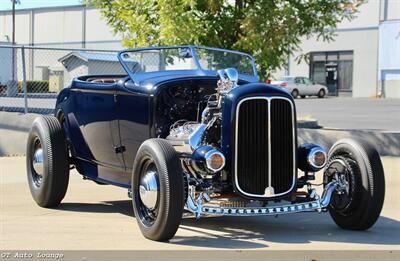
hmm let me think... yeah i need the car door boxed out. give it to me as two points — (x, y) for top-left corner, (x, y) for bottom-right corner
(294, 77), (305, 95)
(70, 84), (124, 172)
(302, 77), (316, 95)
(115, 80), (151, 175)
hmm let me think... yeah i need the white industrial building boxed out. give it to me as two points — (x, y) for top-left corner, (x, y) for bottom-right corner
(273, 0), (400, 98)
(0, 1), (399, 97)
(0, 4), (122, 50)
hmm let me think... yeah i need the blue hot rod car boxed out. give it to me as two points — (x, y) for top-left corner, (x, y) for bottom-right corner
(26, 46), (385, 241)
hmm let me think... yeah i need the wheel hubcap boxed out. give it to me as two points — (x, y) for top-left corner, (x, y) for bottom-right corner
(33, 147), (44, 176)
(31, 138), (44, 187)
(139, 169), (159, 210)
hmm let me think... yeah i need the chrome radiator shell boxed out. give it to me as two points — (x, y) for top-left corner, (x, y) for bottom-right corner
(234, 96), (296, 198)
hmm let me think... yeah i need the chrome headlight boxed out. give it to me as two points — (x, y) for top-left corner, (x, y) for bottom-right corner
(298, 144), (327, 172)
(205, 149), (226, 172)
(191, 146), (226, 173)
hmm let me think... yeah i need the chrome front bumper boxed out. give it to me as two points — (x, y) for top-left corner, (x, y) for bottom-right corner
(185, 181), (338, 218)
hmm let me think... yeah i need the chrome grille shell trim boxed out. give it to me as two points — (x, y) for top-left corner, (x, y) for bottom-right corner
(234, 96), (296, 198)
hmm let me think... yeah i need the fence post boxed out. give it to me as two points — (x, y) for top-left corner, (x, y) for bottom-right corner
(21, 46), (28, 114)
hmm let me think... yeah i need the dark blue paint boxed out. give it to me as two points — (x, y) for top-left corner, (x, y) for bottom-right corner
(54, 46), (297, 189)
(221, 82), (294, 164)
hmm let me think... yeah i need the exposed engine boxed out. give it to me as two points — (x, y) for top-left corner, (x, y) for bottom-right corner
(166, 68), (239, 174)
(164, 68), (243, 209)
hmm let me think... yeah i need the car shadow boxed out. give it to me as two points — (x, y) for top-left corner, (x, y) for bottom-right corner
(57, 200), (134, 217)
(56, 200), (400, 249)
(173, 213), (400, 248)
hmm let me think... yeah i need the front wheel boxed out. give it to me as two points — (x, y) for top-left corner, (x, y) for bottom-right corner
(324, 138), (385, 230)
(291, 89), (299, 99)
(318, 89), (326, 98)
(26, 116), (69, 207)
(131, 139), (184, 241)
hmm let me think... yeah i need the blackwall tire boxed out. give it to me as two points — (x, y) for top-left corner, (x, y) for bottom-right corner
(26, 116), (69, 208)
(131, 138), (184, 241)
(318, 89), (326, 98)
(324, 138), (385, 230)
(291, 89), (299, 98)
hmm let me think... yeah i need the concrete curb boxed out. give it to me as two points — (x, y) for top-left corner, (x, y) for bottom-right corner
(298, 128), (400, 156)
(0, 111), (39, 156)
(297, 119), (320, 129)
(0, 106), (54, 114)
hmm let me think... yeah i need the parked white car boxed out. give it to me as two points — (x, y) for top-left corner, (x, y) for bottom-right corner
(270, 76), (329, 98)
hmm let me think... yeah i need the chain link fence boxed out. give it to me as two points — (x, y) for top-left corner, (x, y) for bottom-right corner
(0, 45), (121, 114)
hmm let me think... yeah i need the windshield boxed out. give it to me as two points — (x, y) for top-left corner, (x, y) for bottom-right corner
(195, 48), (255, 76)
(119, 47), (256, 77)
(119, 48), (197, 73)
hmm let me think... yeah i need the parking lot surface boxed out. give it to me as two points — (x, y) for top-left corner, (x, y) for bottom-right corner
(295, 97), (400, 131)
(1, 156), (399, 250)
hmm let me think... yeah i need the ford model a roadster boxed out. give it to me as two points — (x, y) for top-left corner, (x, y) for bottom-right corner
(26, 46), (385, 241)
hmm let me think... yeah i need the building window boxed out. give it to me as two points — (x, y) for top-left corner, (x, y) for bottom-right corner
(310, 51), (353, 96)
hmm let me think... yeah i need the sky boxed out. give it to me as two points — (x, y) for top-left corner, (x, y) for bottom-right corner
(0, 0), (82, 11)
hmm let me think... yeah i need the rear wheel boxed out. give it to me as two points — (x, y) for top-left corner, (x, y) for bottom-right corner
(131, 139), (184, 241)
(291, 89), (299, 98)
(300, 95), (306, 98)
(26, 116), (69, 207)
(318, 89), (326, 98)
(324, 139), (385, 230)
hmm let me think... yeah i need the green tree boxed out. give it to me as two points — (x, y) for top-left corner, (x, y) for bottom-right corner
(89, 0), (363, 80)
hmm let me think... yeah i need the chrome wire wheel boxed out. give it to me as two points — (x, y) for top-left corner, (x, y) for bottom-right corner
(31, 137), (44, 187)
(136, 159), (160, 227)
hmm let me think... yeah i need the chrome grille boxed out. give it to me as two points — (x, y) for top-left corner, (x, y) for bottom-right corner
(234, 97), (296, 198)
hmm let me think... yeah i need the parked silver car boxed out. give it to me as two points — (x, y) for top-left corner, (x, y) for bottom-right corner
(270, 76), (329, 98)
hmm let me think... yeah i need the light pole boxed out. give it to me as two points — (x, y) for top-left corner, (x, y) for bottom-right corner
(11, 1), (21, 79)
(11, 0), (16, 81)
(7, 0), (19, 97)
(12, 0), (16, 46)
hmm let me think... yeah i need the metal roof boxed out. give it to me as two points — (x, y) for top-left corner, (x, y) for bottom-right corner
(59, 52), (119, 63)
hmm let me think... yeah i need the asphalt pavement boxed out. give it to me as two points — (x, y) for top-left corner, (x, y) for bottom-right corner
(1, 156), (399, 250)
(295, 97), (400, 131)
